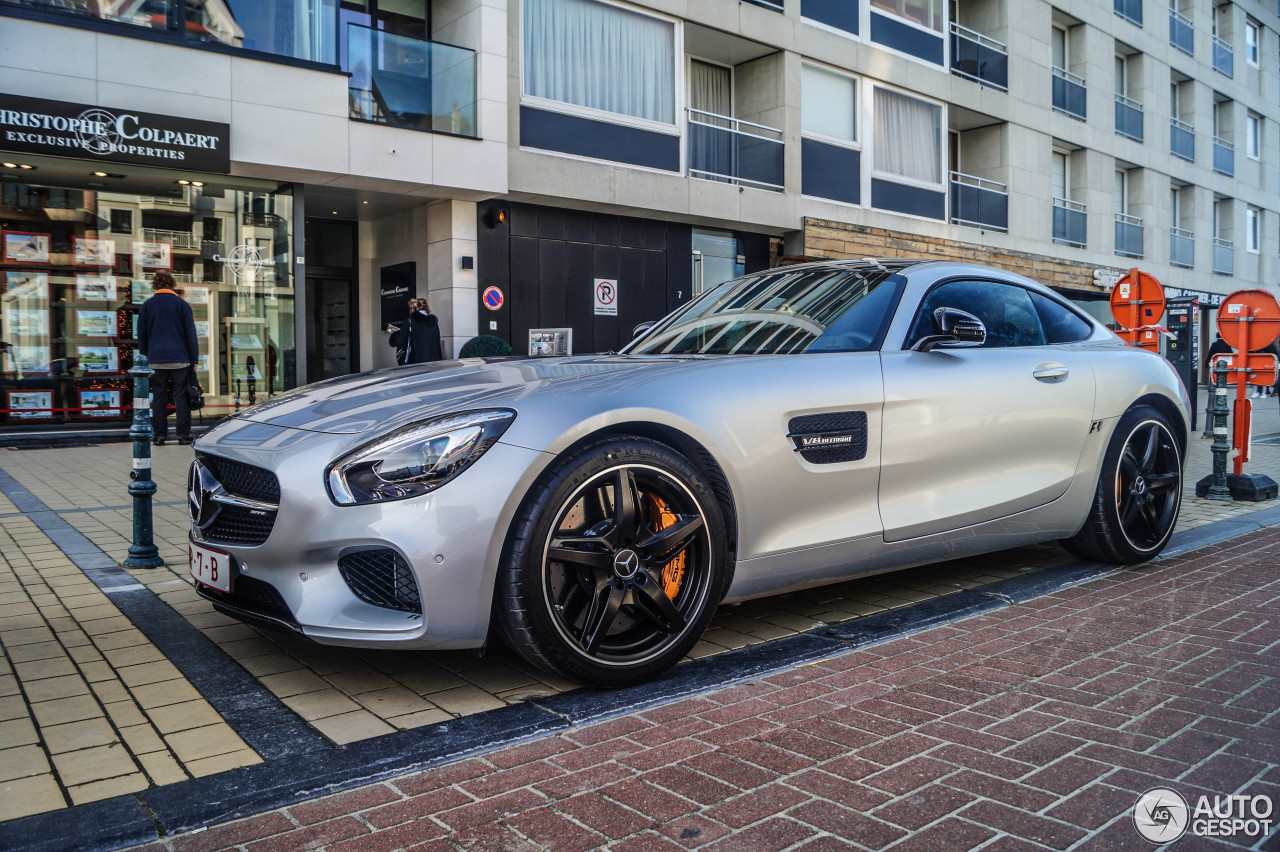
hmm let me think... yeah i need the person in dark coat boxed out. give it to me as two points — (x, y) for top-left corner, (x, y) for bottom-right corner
(137, 270), (199, 445)
(388, 298), (444, 364)
(1204, 332), (1232, 383)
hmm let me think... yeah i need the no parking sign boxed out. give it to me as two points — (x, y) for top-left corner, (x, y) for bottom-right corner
(482, 286), (504, 311)
(594, 278), (618, 316)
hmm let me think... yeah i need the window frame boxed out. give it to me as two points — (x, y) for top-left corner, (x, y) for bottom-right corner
(1247, 111), (1262, 159)
(1247, 205), (1261, 252)
(869, 82), (946, 192)
(518, 0), (683, 135)
(1246, 18), (1260, 66)
(800, 61), (861, 150)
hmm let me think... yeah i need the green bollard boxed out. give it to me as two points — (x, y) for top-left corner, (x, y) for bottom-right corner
(125, 353), (165, 569)
(1205, 358), (1233, 502)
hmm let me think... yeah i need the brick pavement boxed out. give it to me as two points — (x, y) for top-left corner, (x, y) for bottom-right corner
(122, 524), (1280, 851)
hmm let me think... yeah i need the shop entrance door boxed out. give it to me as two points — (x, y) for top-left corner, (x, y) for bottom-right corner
(306, 277), (356, 381)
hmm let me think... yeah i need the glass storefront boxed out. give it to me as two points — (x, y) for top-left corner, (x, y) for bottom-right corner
(1, 173), (295, 430)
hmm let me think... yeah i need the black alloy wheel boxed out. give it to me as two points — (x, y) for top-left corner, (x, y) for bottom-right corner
(1063, 405), (1183, 564)
(495, 437), (728, 686)
(542, 464), (711, 664)
(1114, 419), (1182, 551)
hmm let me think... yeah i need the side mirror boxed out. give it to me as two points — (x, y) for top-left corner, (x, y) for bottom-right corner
(912, 307), (986, 352)
(632, 321), (657, 340)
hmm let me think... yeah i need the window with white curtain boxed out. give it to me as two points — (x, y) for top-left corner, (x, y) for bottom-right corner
(1247, 206), (1260, 251)
(870, 0), (943, 31)
(523, 0), (676, 124)
(1247, 112), (1261, 158)
(873, 87), (942, 185)
(802, 64), (857, 143)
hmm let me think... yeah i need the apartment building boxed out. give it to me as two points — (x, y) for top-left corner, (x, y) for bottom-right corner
(0, 0), (1275, 436)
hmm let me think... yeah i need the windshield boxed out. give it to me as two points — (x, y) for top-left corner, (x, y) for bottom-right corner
(624, 266), (904, 356)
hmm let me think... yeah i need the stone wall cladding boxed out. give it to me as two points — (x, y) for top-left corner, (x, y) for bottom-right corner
(803, 218), (1128, 295)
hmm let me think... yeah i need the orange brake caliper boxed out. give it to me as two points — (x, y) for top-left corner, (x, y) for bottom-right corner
(648, 497), (685, 600)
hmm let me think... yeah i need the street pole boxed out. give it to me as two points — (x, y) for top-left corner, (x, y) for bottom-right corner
(1205, 358), (1233, 501)
(125, 353), (164, 569)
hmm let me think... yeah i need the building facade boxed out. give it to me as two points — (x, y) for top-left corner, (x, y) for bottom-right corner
(0, 0), (1276, 435)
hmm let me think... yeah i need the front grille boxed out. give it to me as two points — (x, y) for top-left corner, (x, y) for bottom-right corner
(204, 503), (275, 546)
(199, 454), (281, 503)
(338, 549), (422, 613)
(199, 575), (297, 626)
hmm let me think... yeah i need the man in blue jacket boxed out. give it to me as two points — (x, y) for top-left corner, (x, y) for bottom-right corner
(137, 270), (199, 445)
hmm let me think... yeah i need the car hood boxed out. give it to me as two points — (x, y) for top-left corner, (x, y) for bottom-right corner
(231, 355), (712, 435)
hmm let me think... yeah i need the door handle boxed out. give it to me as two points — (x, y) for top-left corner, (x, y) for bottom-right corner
(1033, 363), (1069, 380)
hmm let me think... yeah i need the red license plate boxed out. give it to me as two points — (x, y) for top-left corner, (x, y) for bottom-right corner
(189, 541), (233, 593)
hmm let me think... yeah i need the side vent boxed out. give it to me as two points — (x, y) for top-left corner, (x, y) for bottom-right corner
(787, 411), (868, 464)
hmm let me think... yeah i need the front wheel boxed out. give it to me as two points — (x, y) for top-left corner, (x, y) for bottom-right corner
(494, 437), (729, 687)
(1062, 405), (1183, 564)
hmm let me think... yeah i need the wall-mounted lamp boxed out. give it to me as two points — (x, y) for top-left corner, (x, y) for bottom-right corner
(460, 256), (474, 270)
(482, 207), (506, 229)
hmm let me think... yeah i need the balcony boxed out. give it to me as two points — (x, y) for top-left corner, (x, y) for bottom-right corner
(1052, 68), (1087, 120)
(142, 228), (200, 250)
(1212, 238), (1234, 274)
(1213, 136), (1234, 175)
(1170, 118), (1195, 161)
(1170, 9), (1194, 54)
(1115, 94), (1143, 141)
(244, 212), (283, 228)
(950, 23), (1008, 90)
(1114, 0), (1142, 26)
(1052, 197), (1087, 247)
(1115, 213), (1144, 258)
(170, 273), (196, 285)
(1170, 227), (1194, 268)
(1213, 36), (1234, 77)
(687, 109), (784, 192)
(345, 23), (477, 137)
(949, 171), (1008, 231)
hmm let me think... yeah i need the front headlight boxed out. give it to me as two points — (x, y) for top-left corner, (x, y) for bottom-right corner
(327, 409), (515, 505)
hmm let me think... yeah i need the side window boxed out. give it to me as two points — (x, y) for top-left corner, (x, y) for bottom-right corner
(1030, 292), (1094, 343)
(907, 280), (1047, 348)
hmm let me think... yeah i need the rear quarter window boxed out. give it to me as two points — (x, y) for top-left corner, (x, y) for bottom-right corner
(1031, 292), (1094, 343)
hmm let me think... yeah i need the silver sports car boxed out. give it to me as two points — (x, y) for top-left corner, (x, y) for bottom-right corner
(188, 259), (1189, 686)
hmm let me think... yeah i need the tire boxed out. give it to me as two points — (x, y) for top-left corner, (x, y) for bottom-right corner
(494, 437), (729, 687)
(1062, 405), (1183, 564)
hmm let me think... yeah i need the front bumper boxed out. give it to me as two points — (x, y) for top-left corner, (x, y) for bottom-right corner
(191, 421), (552, 650)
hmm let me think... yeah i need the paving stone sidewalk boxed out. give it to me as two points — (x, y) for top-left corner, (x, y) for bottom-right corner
(122, 525), (1280, 852)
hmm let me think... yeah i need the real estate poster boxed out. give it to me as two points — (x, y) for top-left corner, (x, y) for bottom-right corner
(78, 345), (118, 373)
(4, 271), (48, 300)
(76, 275), (118, 303)
(76, 310), (116, 338)
(3, 231), (50, 264)
(80, 389), (122, 418)
(3, 308), (49, 336)
(184, 286), (209, 305)
(73, 236), (117, 267)
(7, 390), (53, 420)
(131, 278), (153, 304)
(10, 345), (50, 373)
(131, 240), (172, 270)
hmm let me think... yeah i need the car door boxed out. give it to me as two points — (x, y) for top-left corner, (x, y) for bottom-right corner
(878, 278), (1097, 542)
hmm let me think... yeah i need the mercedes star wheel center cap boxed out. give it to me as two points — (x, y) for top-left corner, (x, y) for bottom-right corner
(613, 549), (642, 580)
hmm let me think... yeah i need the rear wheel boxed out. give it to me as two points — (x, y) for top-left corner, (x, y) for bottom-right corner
(495, 437), (728, 687)
(1063, 405), (1182, 564)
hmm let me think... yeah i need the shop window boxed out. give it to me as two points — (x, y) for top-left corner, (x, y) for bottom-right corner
(0, 179), (296, 430)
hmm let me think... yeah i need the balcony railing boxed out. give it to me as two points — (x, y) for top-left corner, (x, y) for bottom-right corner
(243, 212), (283, 228)
(1115, 94), (1143, 141)
(1170, 227), (1194, 268)
(142, 187), (195, 207)
(1115, 213), (1144, 258)
(949, 171), (1008, 232)
(1052, 197), (1087, 247)
(1213, 35), (1234, 77)
(170, 273), (196, 284)
(1170, 118), (1195, 161)
(1052, 67), (1087, 120)
(142, 228), (200, 250)
(1213, 136), (1235, 175)
(950, 23), (1008, 90)
(1114, 0), (1142, 26)
(345, 22), (477, 137)
(1212, 238), (1234, 274)
(1170, 9), (1194, 54)
(687, 109), (784, 192)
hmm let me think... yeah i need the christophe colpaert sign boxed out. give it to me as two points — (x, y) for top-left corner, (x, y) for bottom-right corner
(0, 93), (230, 173)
